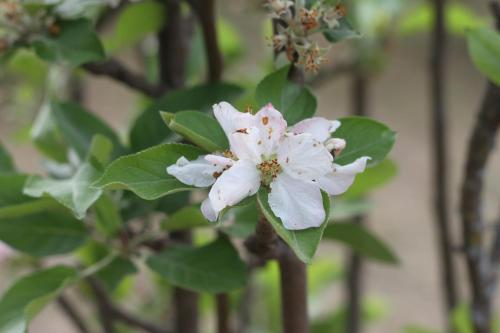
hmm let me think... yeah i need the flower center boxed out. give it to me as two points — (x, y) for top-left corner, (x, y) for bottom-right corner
(257, 157), (282, 186)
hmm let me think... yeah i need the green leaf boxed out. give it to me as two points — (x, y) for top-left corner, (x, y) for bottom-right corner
(0, 211), (87, 257)
(343, 159), (397, 199)
(403, 325), (441, 333)
(467, 27), (500, 86)
(219, 199), (259, 239)
(330, 198), (373, 221)
(257, 188), (330, 263)
(161, 206), (210, 231)
(23, 135), (112, 219)
(334, 116), (396, 166)
(31, 102), (68, 163)
(51, 101), (124, 160)
(95, 258), (137, 292)
(32, 19), (105, 66)
(160, 111), (228, 152)
(0, 266), (78, 333)
(323, 18), (360, 43)
(93, 194), (123, 236)
(255, 65), (317, 125)
(147, 237), (247, 293)
(323, 223), (398, 264)
(452, 304), (473, 333)
(130, 82), (244, 152)
(103, 0), (166, 53)
(0, 142), (15, 173)
(94, 143), (204, 200)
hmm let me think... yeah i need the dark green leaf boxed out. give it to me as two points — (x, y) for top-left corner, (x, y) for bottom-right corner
(255, 65), (317, 125)
(51, 101), (124, 160)
(32, 19), (105, 66)
(257, 188), (330, 263)
(467, 26), (500, 85)
(323, 18), (360, 43)
(323, 223), (398, 264)
(130, 83), (244, 152)
(94, 143), (204, 200)
(0, 142), (15, 173)
(160, 111), (228, 152)
(147, 237), (247, 293)
(103, 0), (165, 53)
(161, 206), (210, 231)
(96, 258), (137, 292)
(343, 159), (397, 199)
(334, 116), (396, 166)
(0, 266), (78, 333)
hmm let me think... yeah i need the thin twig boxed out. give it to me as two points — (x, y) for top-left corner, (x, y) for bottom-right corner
(84, 59), (167, 97)
(461, 4), (500, 333)
(216, 294), (233, 333)
(430, 0), (459, 328)
(87, 277), (170, 333)
(57, 295), (92, 333)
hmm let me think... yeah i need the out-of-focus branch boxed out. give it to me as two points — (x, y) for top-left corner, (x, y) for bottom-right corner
(461, 5), (500, 333)
(187, 0), (223, 83)
(57, 295), (91, 333)
(216, 294), (233, 333)
(430, 0), (459, 328)
(83, 59), (167, 97)
(87, 277), (170, 333)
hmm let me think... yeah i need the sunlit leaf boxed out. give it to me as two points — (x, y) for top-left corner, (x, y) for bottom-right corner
(467, 26), (500, 85)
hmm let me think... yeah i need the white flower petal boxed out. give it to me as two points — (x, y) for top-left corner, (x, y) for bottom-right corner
(213, 102), (255, 137)
(201, 198), (218, 222)
(209, 159), (261, 213)
(166, 156), (219, 187)
(268, 173), (325, 230)
(291, 118), (340, 142)
(318, 156), (370, 195)
(204, 154), (234, 168)
(254, 103), (287, 156)
(229, 127), (264, 164)
(278, 133), (333, 182)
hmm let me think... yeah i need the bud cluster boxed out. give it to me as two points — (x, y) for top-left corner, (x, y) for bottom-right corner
(265, 0), (347, 73)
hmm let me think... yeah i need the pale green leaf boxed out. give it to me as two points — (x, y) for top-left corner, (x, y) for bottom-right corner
(467, 27), (500, 85)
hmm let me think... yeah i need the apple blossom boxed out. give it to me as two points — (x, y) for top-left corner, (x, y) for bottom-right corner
(167, 102), (369, 230)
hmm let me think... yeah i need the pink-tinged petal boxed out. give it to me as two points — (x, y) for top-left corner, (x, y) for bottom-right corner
(204, 154), (234, 168)
(166, 156), (219, 187)
(0, 242), (12, 262)
(201, 198), (218, 222)
(277, 133), (333, 182)
(229, 127), (264, 164)
(291, 118), (340, 142)
(254, 103), (287, 156)
(268, 173), (325, 230)
(209, 159), (261, 213)
(213, 102), (255, 137)
(318, 156), (370, 195)
(325, 138), (346, 155)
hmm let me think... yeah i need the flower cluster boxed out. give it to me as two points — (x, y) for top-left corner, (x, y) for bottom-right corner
(167, 102), (369, 230)
(266, 0), (348, 73)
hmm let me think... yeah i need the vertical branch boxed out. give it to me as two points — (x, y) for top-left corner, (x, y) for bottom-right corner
(430, 0), (459, 326)
(158, 1), (198, 332)
(461, 4), (500, 333)
(57, 295), (91, 333)
(216, 294), (233, 333)
(345, 69), (368, 333)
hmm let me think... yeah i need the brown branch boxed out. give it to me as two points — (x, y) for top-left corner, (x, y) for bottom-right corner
(216, 294), (233, 333)
(87, 277), (170, 333)
(430, 0), (459, 328)
(460, 3), (500, 333)
(83, 59), (167, 97)
(57, 295), (92, 333)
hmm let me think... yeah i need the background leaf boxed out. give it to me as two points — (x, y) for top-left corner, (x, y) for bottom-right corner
(255, 65), (317, 125)
(323, 222), (398, 264)
(334, 116), (396, 166)
(0, 266), (77, 333)
(323, 18), (360, 43)
(161, 206), (210, 231)
(160, 111), (229, 152)
(343, 159), (398, 199)
(32, 19), (105, 66)
(0, 142), (15, 173)
(467, 26), (500, 85)
(147, 237), (247, 293)
(94, 143), (204, 200)
(257, 188), (330, 263)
